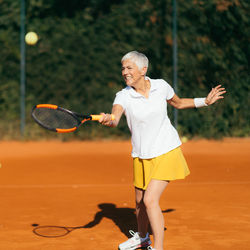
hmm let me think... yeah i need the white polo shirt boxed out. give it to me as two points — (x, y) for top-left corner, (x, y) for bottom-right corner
(113, 77), (182, 159)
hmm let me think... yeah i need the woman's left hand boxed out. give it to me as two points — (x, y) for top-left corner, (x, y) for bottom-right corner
(205, 85), (226, 105)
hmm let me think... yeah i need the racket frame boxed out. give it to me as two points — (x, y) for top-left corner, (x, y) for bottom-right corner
(31, 104), (92, 133)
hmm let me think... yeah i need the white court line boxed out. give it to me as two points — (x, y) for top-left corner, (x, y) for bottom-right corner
(175, 181), (250, 185)
(0, 184), (130, 189)
(0, 181), (250, 189)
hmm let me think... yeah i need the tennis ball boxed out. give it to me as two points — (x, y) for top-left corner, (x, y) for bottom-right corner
(181, 136), (188, 143)
(25, 31), (38, 45)
(0, 163), (2, 168)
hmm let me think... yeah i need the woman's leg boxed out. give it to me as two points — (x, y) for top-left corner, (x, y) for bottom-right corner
(135, 187), (149, 237)
(143, 179), (169, 250)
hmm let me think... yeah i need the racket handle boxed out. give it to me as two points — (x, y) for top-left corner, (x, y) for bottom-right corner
(91, 114), (115, 121)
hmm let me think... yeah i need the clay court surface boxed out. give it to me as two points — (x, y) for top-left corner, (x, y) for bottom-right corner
(0, 138), (249, 250)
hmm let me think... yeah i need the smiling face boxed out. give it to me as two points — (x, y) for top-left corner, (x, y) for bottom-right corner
(121, 59), (147, 87)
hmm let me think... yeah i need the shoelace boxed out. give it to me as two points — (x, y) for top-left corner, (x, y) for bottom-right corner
(129, 230), (136, 236)
(129, 230), (149, 239)
(127, 230), (140, 241)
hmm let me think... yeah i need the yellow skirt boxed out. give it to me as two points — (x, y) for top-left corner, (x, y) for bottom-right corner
(133, 147), (190, 190)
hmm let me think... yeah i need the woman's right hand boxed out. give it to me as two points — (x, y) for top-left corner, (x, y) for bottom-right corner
(99, 113), (114, 127)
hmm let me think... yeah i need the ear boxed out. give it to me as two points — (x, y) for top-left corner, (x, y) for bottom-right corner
(141, 66), (148, 76)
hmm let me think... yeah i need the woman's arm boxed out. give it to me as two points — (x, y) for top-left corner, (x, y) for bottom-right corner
(167, 94), (195, 109)
(99, 104), (124, 127)
(167, 85), (226, 109)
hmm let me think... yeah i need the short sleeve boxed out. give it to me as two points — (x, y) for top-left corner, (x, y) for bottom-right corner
(113, 90), (127, 110)
(163, 81), (175, 100)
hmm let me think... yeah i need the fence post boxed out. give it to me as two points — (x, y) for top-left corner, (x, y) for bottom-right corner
(20, 0), (26, 135)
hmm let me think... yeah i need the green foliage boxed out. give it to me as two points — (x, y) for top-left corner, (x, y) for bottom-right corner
(0, 0), (249, 139)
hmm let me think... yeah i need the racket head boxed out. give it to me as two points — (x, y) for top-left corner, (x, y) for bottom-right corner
(31, 104), (91, 133)
(33, 225), (71, 237)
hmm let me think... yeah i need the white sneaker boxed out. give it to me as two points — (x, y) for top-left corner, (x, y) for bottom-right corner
(118, 230), (151, 250)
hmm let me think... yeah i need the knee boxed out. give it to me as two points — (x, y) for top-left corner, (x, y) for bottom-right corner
(135, 191), (145, 208)
(135, 195), (144, 208)
(143, 194), (158, 209)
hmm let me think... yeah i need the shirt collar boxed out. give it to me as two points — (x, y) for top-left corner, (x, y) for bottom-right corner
(128, 77), (157, 98)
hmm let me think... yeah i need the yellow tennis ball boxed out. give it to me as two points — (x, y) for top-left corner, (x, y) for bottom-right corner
(25, 31), (38, 45)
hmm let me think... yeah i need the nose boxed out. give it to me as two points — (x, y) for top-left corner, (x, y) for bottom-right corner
(122, 67), (128, 75)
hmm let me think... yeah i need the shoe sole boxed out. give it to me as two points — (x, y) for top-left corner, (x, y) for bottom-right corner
(118, 241), (151, 250)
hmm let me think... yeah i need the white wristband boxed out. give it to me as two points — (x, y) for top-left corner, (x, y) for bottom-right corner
(194, 98), (208, 108)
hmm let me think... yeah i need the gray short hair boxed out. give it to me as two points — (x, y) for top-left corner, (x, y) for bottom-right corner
(121, 51), (149, 70)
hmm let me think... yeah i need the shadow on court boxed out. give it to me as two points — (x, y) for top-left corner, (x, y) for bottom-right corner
(32, 203), (175, 238)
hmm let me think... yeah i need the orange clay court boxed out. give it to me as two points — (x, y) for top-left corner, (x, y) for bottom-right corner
(0, 138), (250, 250)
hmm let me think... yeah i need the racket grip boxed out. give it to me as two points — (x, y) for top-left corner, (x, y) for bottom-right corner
(91, 114), (115, 121)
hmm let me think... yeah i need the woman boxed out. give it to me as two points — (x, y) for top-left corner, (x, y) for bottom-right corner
(99, 51), (226, 250)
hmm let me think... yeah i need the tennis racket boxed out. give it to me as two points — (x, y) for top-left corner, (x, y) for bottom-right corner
(31, 104), (114, 133)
